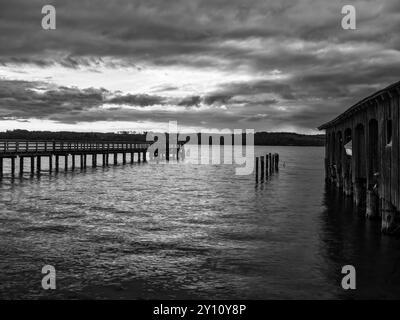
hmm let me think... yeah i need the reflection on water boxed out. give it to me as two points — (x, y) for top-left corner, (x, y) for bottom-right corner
(0, 146), (399, 299)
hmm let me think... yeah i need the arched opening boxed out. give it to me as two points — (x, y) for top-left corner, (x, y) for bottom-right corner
(337, 131), (343, 162)
(343, 128), (353, 195)
(355, 124), (366, 179)
(368, 119), (379, 184)
(344, 128), (352, 144)
(367, 119), (379, 218)
(386, 119), (393, 146)
(354, 123), (367, 208)
(336, 131), (343, 187)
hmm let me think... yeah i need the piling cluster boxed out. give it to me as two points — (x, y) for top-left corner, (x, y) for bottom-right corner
(255, 153), (279, 183)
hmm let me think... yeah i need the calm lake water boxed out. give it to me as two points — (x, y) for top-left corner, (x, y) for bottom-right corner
(1, 146), (400, 299)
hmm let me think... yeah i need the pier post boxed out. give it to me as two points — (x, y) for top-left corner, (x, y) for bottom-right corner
(123, 152), (126, 164)
(275, 153), (279, 171)
(138, 152), (141, 163)
(80, 154), (84, 169)
(30, 157), (34, 175)
(269, 153), (272, 175)
(49, 156), (53, 172)
(11, 157), (15, 176)
(72, 155), (75, 170)
(92, 154), (97, 168)
(37, 156), (41, 173)
(130, 152), (134, 164)
(102, 154), (106, 166)
(19, 157), (24, 175)
(64, 155), (68, 171)
(166, 146), (170, 161)
(260, 156), (264, 182)
(0, 157), (3, 178)
(143, 151), (147, 162)
(55, 155), (59, 172)
(381, 200), (398, 234)
(366, 190), (379, 219)
(353, 179), (366, 209)
(84, 154), (87, 168)
(255, 157), (259, 183)
(106, 153), (109, 166)
(114, 153), (118, 165)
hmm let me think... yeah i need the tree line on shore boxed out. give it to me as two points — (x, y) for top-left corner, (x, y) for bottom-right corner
(0, 130), (325, 146)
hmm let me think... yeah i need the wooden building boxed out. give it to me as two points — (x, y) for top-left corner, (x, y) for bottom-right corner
(319, 81), (400, 234)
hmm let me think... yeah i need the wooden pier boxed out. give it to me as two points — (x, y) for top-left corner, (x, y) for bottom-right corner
(0, 140), (183, 177)
(319, 80), (400, 234)
(255, 153), (279, 183)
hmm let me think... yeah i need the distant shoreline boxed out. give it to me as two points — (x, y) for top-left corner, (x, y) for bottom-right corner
(0, 130), (325, 147)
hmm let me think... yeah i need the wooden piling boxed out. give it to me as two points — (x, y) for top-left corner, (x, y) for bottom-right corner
(114, 153), (118, 165)
(30, 157), (34, 175)
(11, 157), (15, 176)
(49, 156), (53, 172)
(0, 157), (3, 178)
(260, 156), (264, 182)
(269, 153), (272, 175)
(30, 157), (35, 175)
(37, 156), (41, 173)
(19, 157), (24, 175)
(92, 154), (97, 167)
(63, 155), (67, 171)
(122, 152), (126, 164)
(72, 155), (75, 170)
(255, 156), (259, 183)
(55, 155), (59, 172)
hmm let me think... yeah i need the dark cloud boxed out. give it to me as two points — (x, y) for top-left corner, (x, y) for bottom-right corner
(107, 94), (165, 106)
(177, 96), (202, 107)
(0, 0), (399, 132)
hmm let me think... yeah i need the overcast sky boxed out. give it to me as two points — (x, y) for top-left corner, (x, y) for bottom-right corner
(0, 0), (399, 133)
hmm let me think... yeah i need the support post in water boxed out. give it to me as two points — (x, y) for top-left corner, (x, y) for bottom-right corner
(11, 157), (15, 176)
(49, 155), (53, 173)
(55, 155), (59, 172)
(37, 156), (41, 173)
(72, 155), (75, 170)
(269, 153), (272, 175)
(255, 156), (259, 183)
(260, 156), (265, 182)
(19, 157), (24, 176)
(30, 156), (34, 175)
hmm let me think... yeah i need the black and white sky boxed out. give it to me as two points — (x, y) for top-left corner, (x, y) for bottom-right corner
(0, 0), (400, 133)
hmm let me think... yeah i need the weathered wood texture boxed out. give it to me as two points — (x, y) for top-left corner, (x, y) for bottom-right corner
(319, 81), (400, 232)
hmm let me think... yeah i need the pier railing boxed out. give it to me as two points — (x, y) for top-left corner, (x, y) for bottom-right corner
(0, 140), (152, 155)
(0, 139), (185, 177)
